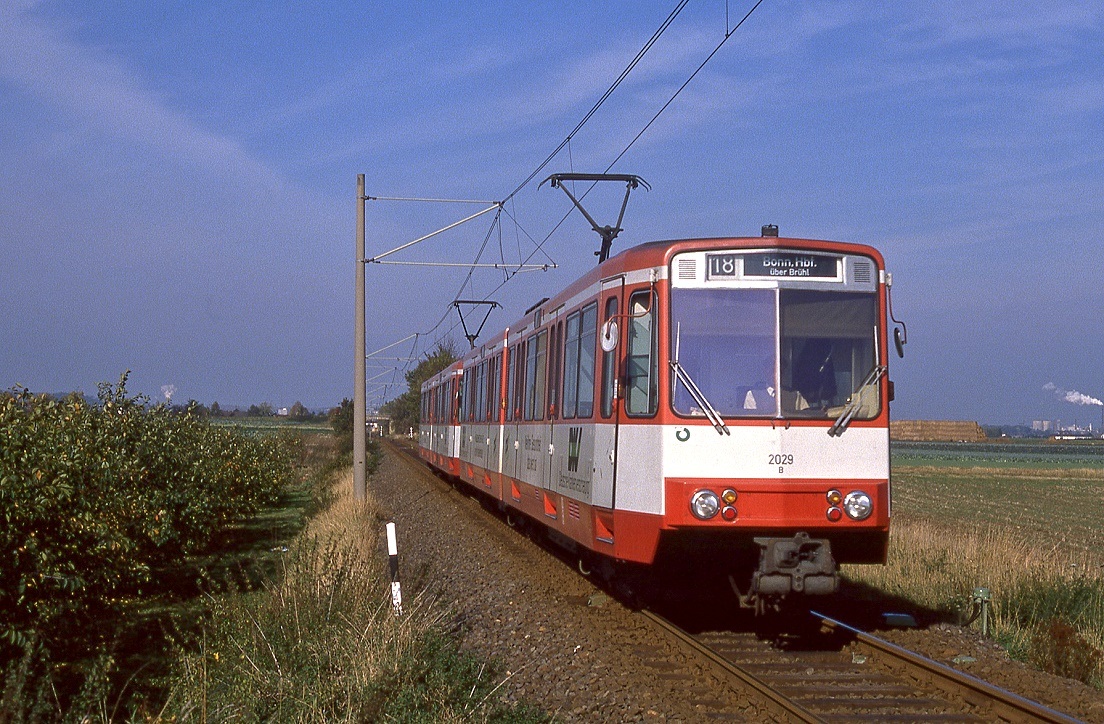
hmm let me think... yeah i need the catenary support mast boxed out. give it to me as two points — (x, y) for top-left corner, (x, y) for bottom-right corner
(354, 174), (367, 500)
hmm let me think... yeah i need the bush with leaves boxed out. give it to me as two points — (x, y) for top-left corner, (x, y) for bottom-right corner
(0, 374), (296, 657)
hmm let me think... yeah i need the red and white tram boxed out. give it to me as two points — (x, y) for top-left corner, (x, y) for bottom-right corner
(419, 228), (900, 607)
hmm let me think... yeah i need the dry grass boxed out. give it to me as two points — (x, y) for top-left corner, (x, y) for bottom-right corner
(156, 468), (541, 723)
(844, 516), (1104, 687)
(845, 517), (1103, 608)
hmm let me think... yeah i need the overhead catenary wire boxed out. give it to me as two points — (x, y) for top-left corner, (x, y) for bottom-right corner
(371, 261), (554, 269)
(437, 0), (768, 319)
(369, 0), (699, 354)
(501, 0), (692, 205)
(604, 0), (766, 172)
(371, 0), (767, 396)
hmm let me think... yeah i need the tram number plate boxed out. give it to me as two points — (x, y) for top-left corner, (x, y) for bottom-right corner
(768, 454), (793, 466)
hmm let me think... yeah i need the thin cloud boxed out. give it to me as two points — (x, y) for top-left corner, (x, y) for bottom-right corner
(0, 2), (283, 188)
(896, 1), (1103, 49)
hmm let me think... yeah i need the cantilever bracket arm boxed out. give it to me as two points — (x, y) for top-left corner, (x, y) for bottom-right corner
(541, 173), (650, 263)
(453, 300), (501, 349)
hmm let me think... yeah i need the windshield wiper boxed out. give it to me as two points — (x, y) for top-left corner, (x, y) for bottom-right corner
(828, 365), (887, 437)
(671, 323), (730, 436)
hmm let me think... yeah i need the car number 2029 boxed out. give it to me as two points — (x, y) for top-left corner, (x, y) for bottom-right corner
(769, 454), (793, 467)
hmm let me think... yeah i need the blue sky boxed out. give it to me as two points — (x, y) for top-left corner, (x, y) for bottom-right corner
(1, 1), (1102, 426)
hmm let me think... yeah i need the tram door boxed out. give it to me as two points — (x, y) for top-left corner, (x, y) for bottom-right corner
(593, 276), (624, 510)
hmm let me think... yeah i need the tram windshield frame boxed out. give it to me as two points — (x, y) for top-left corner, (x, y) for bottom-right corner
(669, 287), (881, 421)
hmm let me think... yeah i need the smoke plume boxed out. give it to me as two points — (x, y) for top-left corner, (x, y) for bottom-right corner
(1043, 382), (1103, 407)
(161, 384), (176, 404)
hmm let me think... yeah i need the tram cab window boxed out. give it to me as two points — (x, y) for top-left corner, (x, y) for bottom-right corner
(625, 291), (658, 416)
(670, 288), (775, 417)
(780, 290), (878, 419)
(668, 287), (880, 420)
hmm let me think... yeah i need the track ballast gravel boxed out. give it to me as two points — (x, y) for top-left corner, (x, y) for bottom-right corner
(370, 447), (770, 721)
(369, 444), (1104, 722)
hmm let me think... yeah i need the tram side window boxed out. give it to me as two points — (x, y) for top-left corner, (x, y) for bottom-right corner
(472, 362), (485, 423)
(472, 366), (480, 423)
(548, 323), (561, 419)
(461, 370), (471, 422)
(452, 378), (461, 423)
(478, 361), (489, 423)
(562, 303), (598, 419)
(626, 291), (658, 416)
(509, 343), (523, 420)
(524, 330), (548, 421)
(553, 322), (563, 418)
(562, 312), (581, 419)
(513, 342), (526, 420)
(505, 348), (515, 422)
(578, 304), (597, 417)
(487, 354), (501, 422)
(600, 297), (618, 418)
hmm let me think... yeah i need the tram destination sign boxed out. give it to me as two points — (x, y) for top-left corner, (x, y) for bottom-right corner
(707, 252), (839, 280)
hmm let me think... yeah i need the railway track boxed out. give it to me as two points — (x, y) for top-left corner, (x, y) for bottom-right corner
(643, 608), (1083, 723)
(382, 440), (1084, 722)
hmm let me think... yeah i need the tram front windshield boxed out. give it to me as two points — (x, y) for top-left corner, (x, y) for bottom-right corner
(670, 288), (879, 419)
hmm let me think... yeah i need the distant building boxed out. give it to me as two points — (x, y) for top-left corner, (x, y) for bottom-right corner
(276, 407), (289, 416)
(1031, 420), (1053, 432)
(890, 420), (987, 442)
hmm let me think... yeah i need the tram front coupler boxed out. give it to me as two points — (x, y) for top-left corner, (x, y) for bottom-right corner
(751, 532), (839, 598)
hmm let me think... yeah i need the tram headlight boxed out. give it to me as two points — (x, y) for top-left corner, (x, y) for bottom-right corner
(690, 490), (720, 520)
(843, 491), (873, 521)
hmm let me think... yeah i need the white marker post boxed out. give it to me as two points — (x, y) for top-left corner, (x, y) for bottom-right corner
(386, 522), (403, 616)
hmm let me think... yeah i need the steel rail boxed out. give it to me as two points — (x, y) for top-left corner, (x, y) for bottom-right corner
(811, 611), (1083, 724)
(640, 609), (825, 723)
